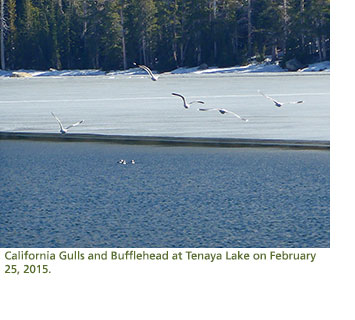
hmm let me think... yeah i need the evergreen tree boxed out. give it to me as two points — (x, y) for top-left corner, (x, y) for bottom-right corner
(286, 0), (329, 64)
(0, 0), (330, 71)
(5, 0), (17, 69)
(1, 0), (6, 69)
(125, 0), (157, 67)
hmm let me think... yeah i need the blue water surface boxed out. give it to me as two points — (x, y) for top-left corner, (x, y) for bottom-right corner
(0, 140), (329, 248)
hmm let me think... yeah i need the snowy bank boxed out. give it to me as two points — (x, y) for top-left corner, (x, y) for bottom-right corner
(0, 69), (106, 77)
(170, 62), (285, 74)
(299, 61), (330, 72)
(0, 61), (329, 77)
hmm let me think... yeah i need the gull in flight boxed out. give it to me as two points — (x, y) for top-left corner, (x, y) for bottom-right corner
(258, 90), (304, 107)
(198, 108), (248, 122)
(133, 62), (158, 81)
(51, 112), (84, 134)
(171, 93), (205, 109)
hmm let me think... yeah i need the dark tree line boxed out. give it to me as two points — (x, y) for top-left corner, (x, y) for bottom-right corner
(0, 0), (330, 71)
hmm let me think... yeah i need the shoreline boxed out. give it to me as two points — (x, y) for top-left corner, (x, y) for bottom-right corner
(0, 61), (330, 78)
(0, 132), (330, 150)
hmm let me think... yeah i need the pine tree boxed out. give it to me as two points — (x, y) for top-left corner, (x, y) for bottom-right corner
(286, 0), (329, 64)
(0, 0), (330, 71)
(0, 0), (5, 69)
(99, 0), (125, 70)
(119, 0), (127, 69)
(5, 0), (17, 69)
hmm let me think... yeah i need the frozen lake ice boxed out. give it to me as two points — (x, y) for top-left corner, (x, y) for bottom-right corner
(0, 72), (329, 140)
(0, 72), (330, 248)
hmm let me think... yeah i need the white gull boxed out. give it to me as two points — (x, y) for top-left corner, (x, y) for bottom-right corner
(51, 112), (84, 134)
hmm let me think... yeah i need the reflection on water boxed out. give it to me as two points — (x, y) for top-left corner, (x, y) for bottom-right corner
(0, 140), (329, 248)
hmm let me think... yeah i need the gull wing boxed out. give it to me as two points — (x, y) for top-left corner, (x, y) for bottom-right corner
(286, 100), (304, 104)
(258, 90), (281, 105)
(66, 120), (84, 130)
(198, 108), (218, 112)
(137, 63), (154, 77)
(189, 100), (205, 104)
(172, 93), (187, 104)
(199, 108), (247, 121)
(226, 110), (249, 122)
(51, 112), (64, 131)
(141, 65), (154, 77)
(133, 62), (147, 73)
(258, 90), (272, 100)
(134, 62), (158, 80)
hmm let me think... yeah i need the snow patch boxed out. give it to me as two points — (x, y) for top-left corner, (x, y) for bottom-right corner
(0, 70), (13, 77)
(299, 61), (330, 72)
(170, 66), (200, 74)
(106, 67), (158, 76)
(32, 69), (106, 76)
(168, 63), (285, 74)
(196, 63), (285, 74)
(0, 61), (329, 77)
(0, 69), (106, 77)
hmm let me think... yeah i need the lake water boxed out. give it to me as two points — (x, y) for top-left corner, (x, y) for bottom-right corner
(0, 73), (330, 247)
(0, 140), (329, 248)
(0, 73), (329, 140)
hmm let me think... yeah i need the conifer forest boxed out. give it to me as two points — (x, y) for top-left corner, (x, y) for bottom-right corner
(0, 0), (330, 71)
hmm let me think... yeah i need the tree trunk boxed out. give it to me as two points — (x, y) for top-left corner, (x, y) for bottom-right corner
(272, 43), (278, 61)
(321, 35), (327, 60)
(172, 30), (177, 65)
(0, 0), (5, 69)
(213, 0), (217, 62)
(7, 0), (16, 70)
(120, 6), (127, 69)
(316, 37), (322, 61)
(142, 35), (147, 65)
(180, 40), (189, 66)
(58, 0), (64, 15)
(247, 0), (252, 57)
(300, 0), (305, 48)
(94, 52), (99, 69)
(197, 44), (201, 65)
(180, 43), (184, 65)
(283, 0), (288, 55)
(82, 1), (88, 39)
(81, 0), (88, 67)
(172, 1), (178, 65)
(233, 24), (238, 56)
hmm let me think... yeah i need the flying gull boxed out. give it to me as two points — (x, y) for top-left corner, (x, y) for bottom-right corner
(133, 62), (158, 81)
(258, 90), (304, 107)
(171, 93), (205, 109)
(51, 112), (84, 134)
(198, 108), (248, 122)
